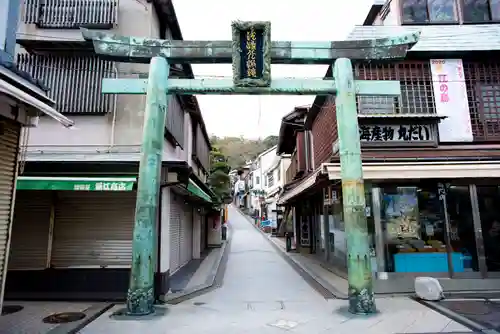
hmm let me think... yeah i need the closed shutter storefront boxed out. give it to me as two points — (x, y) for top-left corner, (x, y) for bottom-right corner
(180, 204), (193, 267)
(0, 118), (20, 311)
(51, 192), (135, 268)
(9, 191), (52, 270)
(169, 195), (182, 273)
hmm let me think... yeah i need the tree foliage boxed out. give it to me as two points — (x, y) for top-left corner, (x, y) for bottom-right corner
(207, 145), (231, 203)
(209, 135), (279, 169)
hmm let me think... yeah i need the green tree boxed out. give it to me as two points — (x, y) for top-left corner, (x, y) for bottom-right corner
(208, 146), (231, 203)
(262, 135), (278, 149)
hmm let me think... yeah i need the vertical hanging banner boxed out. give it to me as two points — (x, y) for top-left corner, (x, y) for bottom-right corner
(232, 21), (271, 87)
(430, 59), (473, 142)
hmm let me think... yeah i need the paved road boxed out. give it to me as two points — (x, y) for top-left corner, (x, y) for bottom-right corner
(80, 205), (473, 334)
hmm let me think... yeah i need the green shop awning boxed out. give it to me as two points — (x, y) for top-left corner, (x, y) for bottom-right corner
(16, 176), (137, 191)
(186, 179), (212, 203)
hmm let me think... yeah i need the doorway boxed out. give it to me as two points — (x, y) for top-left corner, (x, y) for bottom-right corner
(475, 186), (500, 275)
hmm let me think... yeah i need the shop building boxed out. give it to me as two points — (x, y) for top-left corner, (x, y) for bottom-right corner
(262, 154), (290, 231)
(0, 0), (74, 311)
(248, 146), (278, 218)
(4, 0), (217, 301)
(278, 1), (500, 293)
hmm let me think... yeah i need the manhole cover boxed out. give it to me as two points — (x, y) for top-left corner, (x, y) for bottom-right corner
(42, 312), (86, 324)
(443, 301), (492, 315)
(1, 305), (24, 316)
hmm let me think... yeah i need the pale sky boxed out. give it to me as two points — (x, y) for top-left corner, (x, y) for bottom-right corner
(172, 0), (373, 139)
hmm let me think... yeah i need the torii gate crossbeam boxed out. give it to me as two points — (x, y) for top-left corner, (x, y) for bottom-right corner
(81, 27), (419, 65)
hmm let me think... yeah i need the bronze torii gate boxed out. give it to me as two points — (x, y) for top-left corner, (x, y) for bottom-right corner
(81, 22), (419, 316)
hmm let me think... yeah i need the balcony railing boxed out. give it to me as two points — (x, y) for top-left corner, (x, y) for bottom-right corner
(23, 0), (118, 29)
(17, 52), (116, 114)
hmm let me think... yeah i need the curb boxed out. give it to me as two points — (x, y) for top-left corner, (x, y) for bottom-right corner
(414, 298), (500, 334)
(235, 207), (348, 300)
(162, 228), (231, 305)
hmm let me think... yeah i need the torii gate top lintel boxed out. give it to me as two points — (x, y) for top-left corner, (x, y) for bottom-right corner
(80, 24), (419, 66)
(81, 21), (419, 95)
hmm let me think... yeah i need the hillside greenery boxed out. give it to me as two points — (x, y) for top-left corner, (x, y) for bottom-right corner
(210, 135), (278, 170)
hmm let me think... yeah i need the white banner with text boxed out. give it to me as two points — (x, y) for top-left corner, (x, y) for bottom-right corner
(430, 59), (473, 142)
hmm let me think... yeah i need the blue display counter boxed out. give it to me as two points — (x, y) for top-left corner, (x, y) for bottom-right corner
(393, 252), (465, 273)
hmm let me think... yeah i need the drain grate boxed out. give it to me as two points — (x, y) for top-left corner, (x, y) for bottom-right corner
(1, 305), (24, 316)
(193, 302), (206, 306)
(43, 312), (86, 324)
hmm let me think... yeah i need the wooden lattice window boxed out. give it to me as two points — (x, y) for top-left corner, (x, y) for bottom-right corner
(464, 61), (500, 141)
(354, 61), (436, 115)
(476, 84), (500, 139)
(478, 85), (500, 120)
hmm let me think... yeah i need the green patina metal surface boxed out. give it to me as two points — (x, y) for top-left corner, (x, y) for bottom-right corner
(334, 58), (376, 314)
(81, 28), (419, 64)
(101, 78), (401, 96)
(85, 21), (422, 317)
(126, 56), (169, 316)
(231, 21), (271, 87)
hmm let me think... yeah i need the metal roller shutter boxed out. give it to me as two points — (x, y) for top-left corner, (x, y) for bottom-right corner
(169, 194), (181, 273)
(180, 204), (192, 267)
(51, 191), (135, 268)
(9, 191), (52, 270)
(0, 118), (20, 311)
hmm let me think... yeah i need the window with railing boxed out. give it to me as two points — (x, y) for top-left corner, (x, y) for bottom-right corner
(464, 61), (500, 141)
(355, 61), (436, 115)
(401, 0), (458, 23)
(23, 0), (118, 28)
(17, 52), (116, 114)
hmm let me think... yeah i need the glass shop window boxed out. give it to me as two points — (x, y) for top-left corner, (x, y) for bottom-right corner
(381, 186), (450, 273)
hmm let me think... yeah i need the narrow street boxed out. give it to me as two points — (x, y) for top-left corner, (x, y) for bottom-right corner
(80, 205), (473, 334)
(192, 205), (326, 307)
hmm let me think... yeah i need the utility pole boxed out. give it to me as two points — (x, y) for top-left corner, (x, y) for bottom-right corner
(333, 58), (376, 314)
(126, 56), (169, 315)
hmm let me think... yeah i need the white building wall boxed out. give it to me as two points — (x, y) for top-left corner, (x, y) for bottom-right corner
(26, 115), (181, 162)
(17, 0), (189, 163)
